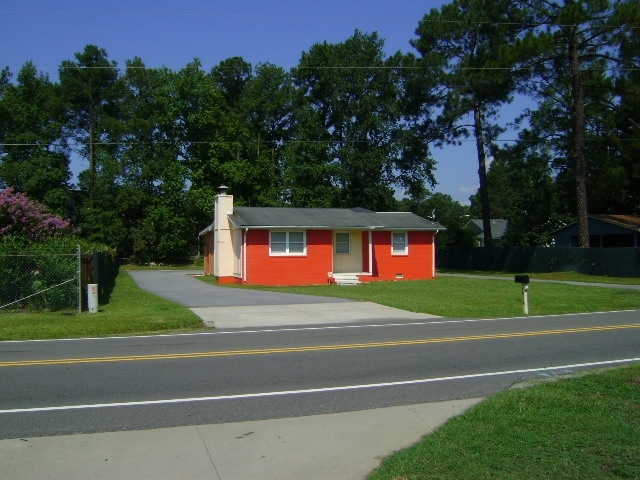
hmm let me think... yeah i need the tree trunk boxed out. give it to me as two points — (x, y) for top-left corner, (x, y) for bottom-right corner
(569, 28), (589, 248)
(473, 98), (493, 247)
(89, 119), (95, 209)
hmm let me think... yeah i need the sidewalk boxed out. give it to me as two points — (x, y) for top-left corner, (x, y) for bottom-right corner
(0, 399), (482, 480)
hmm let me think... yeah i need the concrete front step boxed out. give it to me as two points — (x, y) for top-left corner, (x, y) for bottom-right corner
(332, 274), (361, 286)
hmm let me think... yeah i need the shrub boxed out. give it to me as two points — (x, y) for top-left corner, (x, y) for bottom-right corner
(0, 187), (73, 241)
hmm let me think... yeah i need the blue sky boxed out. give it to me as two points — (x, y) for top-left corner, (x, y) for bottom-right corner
(0, 0), (513, 205)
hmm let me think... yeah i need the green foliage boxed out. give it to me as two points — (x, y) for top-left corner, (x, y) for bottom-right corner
(0, 62), (70, 214)
(292, 30), (435, 209)
(2, 2), (639, 263)
(399, 193), (475, 248)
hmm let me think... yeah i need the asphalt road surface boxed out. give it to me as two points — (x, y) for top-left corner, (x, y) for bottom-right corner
(1, 309), (639, 439)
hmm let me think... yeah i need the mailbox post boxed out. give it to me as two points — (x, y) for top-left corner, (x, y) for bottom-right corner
(514, 275), (530, 315)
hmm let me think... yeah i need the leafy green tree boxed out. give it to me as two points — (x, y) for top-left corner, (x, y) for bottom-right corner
(118, 59), (193, 261)
(412, 0), (529, 247)
(0, 63), (70, 213)
(292, 30), (433, 210)
(238, 63), (296, 205)
(280, 104), (340, 207)
(400, 193), (474, 249)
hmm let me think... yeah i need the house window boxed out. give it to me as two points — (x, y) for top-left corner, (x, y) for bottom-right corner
(270, 231), (306, 255)
(392, 232), (408, 255)
(335, 232), (350, 254)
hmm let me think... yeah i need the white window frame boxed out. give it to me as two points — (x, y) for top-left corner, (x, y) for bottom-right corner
(391, 231), (408, 255)
(269, 230), (307, 256)
(334, 232), (351, 255)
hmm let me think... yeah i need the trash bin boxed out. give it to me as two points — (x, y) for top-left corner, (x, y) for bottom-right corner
(87, 284), (98, 313)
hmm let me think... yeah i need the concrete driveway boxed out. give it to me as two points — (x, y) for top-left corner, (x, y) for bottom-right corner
(128, 270), (437, 329)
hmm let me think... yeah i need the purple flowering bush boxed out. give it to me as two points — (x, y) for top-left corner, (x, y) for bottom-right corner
(0, 188), (72, 241)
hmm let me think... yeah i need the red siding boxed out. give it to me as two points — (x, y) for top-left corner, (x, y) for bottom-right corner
(241, 229), (436, 285)
(245, 230), (334, 285)
(368, 231), (435, 281)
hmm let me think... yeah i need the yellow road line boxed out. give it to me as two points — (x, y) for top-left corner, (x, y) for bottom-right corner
(2, 323), (640, 368)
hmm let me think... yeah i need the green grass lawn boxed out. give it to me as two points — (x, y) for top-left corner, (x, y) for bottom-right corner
(368, 363), (640, 480)
(198, 275), (640, 318)
(0, 270), (203, 340)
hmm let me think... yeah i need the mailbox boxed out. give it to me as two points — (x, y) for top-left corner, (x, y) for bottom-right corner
(514, 274), (530, 284)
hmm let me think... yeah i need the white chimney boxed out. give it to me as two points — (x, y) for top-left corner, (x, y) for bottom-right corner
(213, 186), (234, 278)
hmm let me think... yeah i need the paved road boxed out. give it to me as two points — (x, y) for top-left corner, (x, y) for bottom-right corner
(2, 310), (639, 439)
(2, 271), (638, 480)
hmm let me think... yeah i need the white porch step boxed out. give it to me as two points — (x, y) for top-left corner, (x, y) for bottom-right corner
(332, 273), (361, 286)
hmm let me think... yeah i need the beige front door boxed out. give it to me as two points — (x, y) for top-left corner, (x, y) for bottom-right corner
(333, 231), (363, 273)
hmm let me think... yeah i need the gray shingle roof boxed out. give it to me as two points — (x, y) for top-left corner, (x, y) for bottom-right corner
(228, 207), (445, 231)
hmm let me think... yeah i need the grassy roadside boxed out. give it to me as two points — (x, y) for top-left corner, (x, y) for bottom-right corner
(0, 270), (203, 340)
(2, 269), (637, 340)
(368, 363), (640, 480)
(197, 274), (640, 318)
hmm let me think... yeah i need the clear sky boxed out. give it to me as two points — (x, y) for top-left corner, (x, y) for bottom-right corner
(0, 0), (510, 205)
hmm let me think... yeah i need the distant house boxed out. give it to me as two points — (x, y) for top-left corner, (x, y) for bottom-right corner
(552, 214), (640, 248)
(199, 187), (445, 286)
(467, 219), (508, 247)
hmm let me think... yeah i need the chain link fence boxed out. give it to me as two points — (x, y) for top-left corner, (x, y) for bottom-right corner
(0, 246), (81, 313)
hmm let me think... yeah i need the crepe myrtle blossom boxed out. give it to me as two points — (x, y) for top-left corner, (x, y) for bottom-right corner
(0, 188), (72, 240)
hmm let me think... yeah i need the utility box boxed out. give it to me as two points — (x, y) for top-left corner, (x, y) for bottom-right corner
(87, 284), (98, 314)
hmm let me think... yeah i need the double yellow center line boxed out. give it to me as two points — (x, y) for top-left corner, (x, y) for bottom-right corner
(3, 323), (640, 368)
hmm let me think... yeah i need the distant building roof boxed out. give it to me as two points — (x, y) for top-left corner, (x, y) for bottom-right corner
(227, 207), (445, 231)
(551, 214), (640, 235)
(468, 219), (508, 239)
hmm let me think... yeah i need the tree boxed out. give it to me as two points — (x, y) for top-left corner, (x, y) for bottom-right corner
(0, 62), (70, 213)
(469, 136), (564, 246)
(412, 0), (530, 247)
(400, 193), (474, 249)
(239, 63), (296, 205)
(118, 59), (193, 261)
(292, 30), (434, 210)
(59, 45), (121, 209)
(517, 0), (633, 245)
(610, 0), (640, 213)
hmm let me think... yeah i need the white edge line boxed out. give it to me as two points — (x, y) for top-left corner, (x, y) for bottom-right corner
(4, 309), (640, 343)
(2, 358), (639, 414)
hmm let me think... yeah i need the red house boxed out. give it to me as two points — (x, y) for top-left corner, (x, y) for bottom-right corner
(200, 188), (445, 286)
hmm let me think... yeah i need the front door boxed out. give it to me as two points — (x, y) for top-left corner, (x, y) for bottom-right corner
(333, 231), (363, 273)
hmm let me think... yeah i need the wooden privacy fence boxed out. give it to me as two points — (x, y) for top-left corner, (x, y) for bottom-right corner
(437, 247), (640, 278)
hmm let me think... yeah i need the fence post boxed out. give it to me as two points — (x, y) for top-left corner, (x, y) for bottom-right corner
(77, 245), (81, 315)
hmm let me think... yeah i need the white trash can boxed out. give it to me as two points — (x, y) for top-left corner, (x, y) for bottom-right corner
(87, 284), (98, 314)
